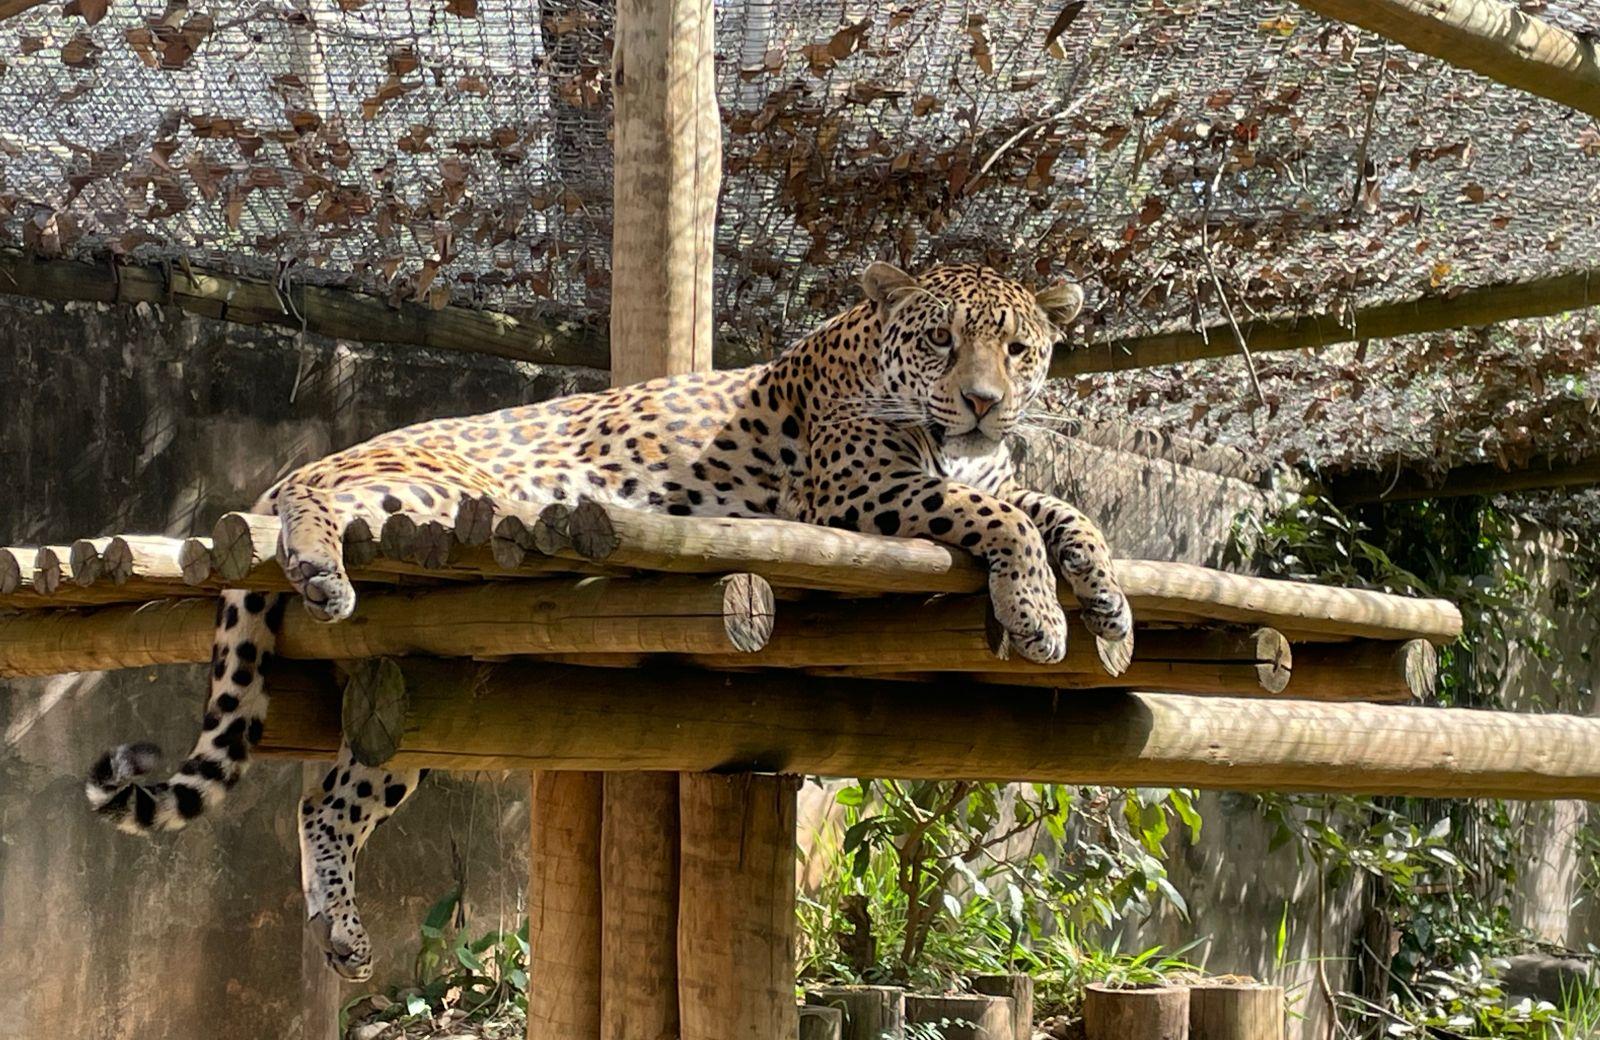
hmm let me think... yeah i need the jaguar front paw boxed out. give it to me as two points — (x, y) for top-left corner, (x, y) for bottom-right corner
(990, 573), (1070, 665)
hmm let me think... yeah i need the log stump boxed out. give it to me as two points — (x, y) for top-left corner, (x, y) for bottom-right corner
(972, 974), (1034, 1040)
(799, 1004), (843, 1040)
(1188, 982), (1283, 1040)
(905, 993), (1014, 1040)
(806, 985), (906, 1040)
(1083, 983), (1189, 1040)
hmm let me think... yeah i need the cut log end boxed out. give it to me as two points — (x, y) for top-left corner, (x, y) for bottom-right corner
(491, 514), (531, 570)
(453, 494), (496, 547)
(69, 538), (107, 587)
(33, 547), (65, 596)
(722, 573), (776, 653)
(211, 513), (260, 583)
(178, 538), (213, 586)
(0, 549), (23, 595)
(1253, 627), (1293, 694)
(102, 536), (139, 585)
(1401, 638), (1439, 702)
(533, 502), (574, 556)
(414, 520), (455, 569)
(343, 518), (377, 569)
(569, 498), (621, 561)
(342, 658), (408, 767)
(379, 513), (419, 562)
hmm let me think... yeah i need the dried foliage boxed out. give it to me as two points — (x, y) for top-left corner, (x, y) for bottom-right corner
(0, 0), (1597, 355)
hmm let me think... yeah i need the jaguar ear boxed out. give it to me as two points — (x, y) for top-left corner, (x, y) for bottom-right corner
(1036, 280), (1085, 328)
(860, 261), (918, 306)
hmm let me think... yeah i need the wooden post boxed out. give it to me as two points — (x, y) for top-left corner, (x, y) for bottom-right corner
(300, 764), (343, 1040)
(973, 974), (1034, 1040)
(528, 772), (604, 1040)
(1188, 983), (1284, 1040)
(1083, 984), (1190, 1040)
(798, 1004), (844, 1040)
(609, 0), (721, 384)
(805, 986), (906, 1040)
(678, 774), (799, 1040)
(905, 994), (1014, 1040)
(601, 772), (681, 1039)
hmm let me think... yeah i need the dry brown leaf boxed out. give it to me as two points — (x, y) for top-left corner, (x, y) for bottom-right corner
(60, 32), (100, 67)
(62, 0), (109, 26)
(443, 0), (476, 18)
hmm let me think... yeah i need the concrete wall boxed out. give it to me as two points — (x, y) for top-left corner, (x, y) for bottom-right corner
(0, 297), (601, 1039)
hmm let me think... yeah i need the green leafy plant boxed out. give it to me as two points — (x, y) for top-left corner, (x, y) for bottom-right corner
(342, 889), (529, 1039)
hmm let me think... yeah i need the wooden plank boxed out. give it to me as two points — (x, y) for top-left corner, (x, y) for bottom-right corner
(1060, 268), (1600, 376)
(1292, 0), (1600, 120)
(256, 659), (1600, 801)
(678, 774), (799, 1040)
(0, 248), (607, 370)
(528, 771), (605, 1040)
(0, 576), (774, 676)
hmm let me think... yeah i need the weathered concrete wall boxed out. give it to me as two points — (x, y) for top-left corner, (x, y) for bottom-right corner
(0, 297), (601, 1039)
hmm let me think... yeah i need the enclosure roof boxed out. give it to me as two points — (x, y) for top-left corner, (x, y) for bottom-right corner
(1, 0), (1598, 357)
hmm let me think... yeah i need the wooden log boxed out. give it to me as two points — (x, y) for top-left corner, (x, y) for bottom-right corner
(341, 658), (407, 767)
(972, 975), (1034, 1040)
(0, 576), (774, 676)
(805, 986), (906, 1040)
(454, 494), (497, 548)
(105, 535), (189, 585)
(379, 513), (419, 563)
(256, 660), (1600, 801)
(905, 994), (1013, 1040)
(32, 545), (71, 595)
(178, 538), (214, 586)
(1294, 0), (1600, 120)
(1083, 984), (1189, 1040)
(0, 248), (608, 371)
(1291, 639), (1437, 703)
(491, 513), (533, 570)
(798, 1004), (843, 1040)
(0, 547), (30, 594)
(549, 502), (1463, 642)
(600, 772), (680, 1040)
(1329, 452), (1600, 504)
(69, 538), (114, 587)
(528, 771), (605, 1040)
(1188, 983), (1284, 1040)
(678, 774), (799, 1040)
(532, 502), (574, 556)
(609, 0), (721, 383)
(1062, 268), (1600, 376)
(343, 518), (378, 569)
(412, 520), (455, 569)
(212, 512), (280, 583)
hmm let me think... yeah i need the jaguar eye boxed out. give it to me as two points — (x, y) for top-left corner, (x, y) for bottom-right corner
(1007, 340), (1029, 358)
(926, 327), (953, 349)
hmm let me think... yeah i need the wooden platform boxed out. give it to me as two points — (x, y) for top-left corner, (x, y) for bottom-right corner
(0, 497), (1458, 705)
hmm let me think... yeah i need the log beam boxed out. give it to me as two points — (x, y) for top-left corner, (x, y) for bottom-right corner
(0, 576), (774, 677)
(1059, 268), (1600, 377)
(0, 249), (607, 370)
(1291, 0), (1600, 121)
(1328, 452), (1600, 504)
(258, 659), (1600, 801)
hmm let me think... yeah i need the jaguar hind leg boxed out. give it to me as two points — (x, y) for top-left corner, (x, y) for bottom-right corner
(300, 744), (426, 980)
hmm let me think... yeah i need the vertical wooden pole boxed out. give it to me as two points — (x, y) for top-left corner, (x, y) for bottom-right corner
(602, 772), (681, 1039)
(528, 771), (604, 1040)
(679, 774), (799, 1040)
(609, 0), (721, 384)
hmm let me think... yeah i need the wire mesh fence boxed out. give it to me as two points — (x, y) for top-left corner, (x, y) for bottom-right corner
(1, 0), (1597, 359)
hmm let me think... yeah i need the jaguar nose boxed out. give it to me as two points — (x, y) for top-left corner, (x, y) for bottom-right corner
(962, 390), (1001, 419)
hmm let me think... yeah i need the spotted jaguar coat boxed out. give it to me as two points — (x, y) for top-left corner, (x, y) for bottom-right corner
(86, 262), (1131, 980)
